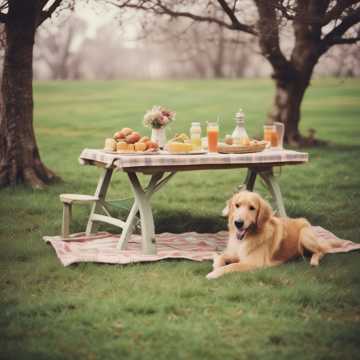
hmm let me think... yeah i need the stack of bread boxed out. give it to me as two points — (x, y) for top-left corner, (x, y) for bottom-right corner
(104, 128), (159, 153)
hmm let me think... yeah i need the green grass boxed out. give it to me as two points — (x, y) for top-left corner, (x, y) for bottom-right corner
(1, 78), (360, 359)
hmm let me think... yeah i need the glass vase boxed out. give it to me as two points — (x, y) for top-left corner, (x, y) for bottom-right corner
(151, 127), (166, 148)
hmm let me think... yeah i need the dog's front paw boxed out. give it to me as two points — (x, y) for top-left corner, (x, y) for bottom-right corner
(206, 269), (223, 280)
(213, 254), (226, 269)
(212, 254), (220, 269)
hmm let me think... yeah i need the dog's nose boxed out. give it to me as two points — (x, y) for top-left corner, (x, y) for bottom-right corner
(234, 220), (244, 229)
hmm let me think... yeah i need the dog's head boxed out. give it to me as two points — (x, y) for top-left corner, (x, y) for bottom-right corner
(224, 191), (272, 240)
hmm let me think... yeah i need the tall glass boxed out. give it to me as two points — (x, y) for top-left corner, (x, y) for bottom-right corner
(274, 122), (284, 149)
(263, 124), (278, 147)
(207, 122), (219, 152)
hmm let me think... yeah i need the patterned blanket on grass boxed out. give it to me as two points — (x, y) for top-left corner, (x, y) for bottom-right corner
(43, 227), (360, 267)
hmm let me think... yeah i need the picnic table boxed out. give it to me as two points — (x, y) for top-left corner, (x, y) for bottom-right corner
(79, 148), (308, 255)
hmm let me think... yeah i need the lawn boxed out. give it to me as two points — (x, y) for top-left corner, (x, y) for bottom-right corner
(1, 78), (360, 360)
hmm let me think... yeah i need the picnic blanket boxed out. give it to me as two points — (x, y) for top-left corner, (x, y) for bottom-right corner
(43, 227), (360, 267)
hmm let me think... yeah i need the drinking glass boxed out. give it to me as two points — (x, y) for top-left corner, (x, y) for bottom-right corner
(263, 124), (278, 147)
(275, 122), (284, 149)
(207, 122), (219, 152)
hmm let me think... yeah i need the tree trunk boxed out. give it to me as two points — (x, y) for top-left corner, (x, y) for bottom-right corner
(269, 76), (308, 145)
(0, 2), (58, 188)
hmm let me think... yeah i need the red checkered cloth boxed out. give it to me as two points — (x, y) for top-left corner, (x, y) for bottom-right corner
(43, 227), (359, 267)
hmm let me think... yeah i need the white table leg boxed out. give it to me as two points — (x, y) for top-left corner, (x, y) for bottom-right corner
(119, 171), (176, 254)
(259, 168), (287, 217)
(86, 168), (113, 235)
(116, 200), (139, 250)
(127, 172), (157, 254)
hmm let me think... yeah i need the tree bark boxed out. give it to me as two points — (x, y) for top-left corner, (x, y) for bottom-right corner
(0, 1), (58, 188)
(270, 74), (309, 145)
(268, 43), (320, 145)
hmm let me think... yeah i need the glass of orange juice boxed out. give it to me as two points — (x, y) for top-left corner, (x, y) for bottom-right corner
(264, 124), (278, 147)
(207, 122), (219, 152)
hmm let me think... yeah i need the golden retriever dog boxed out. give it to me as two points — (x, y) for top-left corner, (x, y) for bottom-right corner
(206, 190), (343, 280)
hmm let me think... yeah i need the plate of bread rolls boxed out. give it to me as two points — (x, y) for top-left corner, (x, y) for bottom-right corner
(104, 128), (160, 154)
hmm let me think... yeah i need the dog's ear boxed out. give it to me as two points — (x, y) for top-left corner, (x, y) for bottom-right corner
(236, 184), (246, 193)
(222, 191), (238, 217)
(256, 197), (272, 228)
(222, 200), (230, 217)
(222, 190), (239, 217)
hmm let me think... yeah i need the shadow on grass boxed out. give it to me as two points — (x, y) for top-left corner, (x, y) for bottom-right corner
(82, 204), (330, 235)
(286, 207), (327, 225)
(305, 143), (360, 153)
(86, 208), (227, 234)
(154, 209), (227, 233)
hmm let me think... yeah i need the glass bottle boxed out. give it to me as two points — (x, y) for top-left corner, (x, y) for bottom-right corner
(232, 109), (249, 146)
(190, 122), (202, 150)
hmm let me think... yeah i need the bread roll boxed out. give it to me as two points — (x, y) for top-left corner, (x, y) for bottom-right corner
(116, 141), (128, 152)
(105, 138), (116, 151)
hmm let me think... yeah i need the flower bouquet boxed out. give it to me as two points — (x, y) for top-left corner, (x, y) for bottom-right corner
(143, 105), (175, 147)
(143, 105), (175, 129)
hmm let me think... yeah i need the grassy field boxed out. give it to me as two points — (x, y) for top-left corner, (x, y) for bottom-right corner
(1, 78), (360, 360)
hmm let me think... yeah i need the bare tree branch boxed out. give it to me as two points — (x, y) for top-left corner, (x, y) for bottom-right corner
(323, 0), (360, 25)
(216, 0), (256, 33)
(38, 0), (63, 26)
(231, 0), (238, 12)
(111, 0), (256, 34)
(39, 0), (50, 9)
(322, 6), (360, 47)
(328, 35), (360, 44)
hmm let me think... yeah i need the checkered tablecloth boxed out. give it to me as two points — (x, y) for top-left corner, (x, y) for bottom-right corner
(79, 148), (308, 170)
